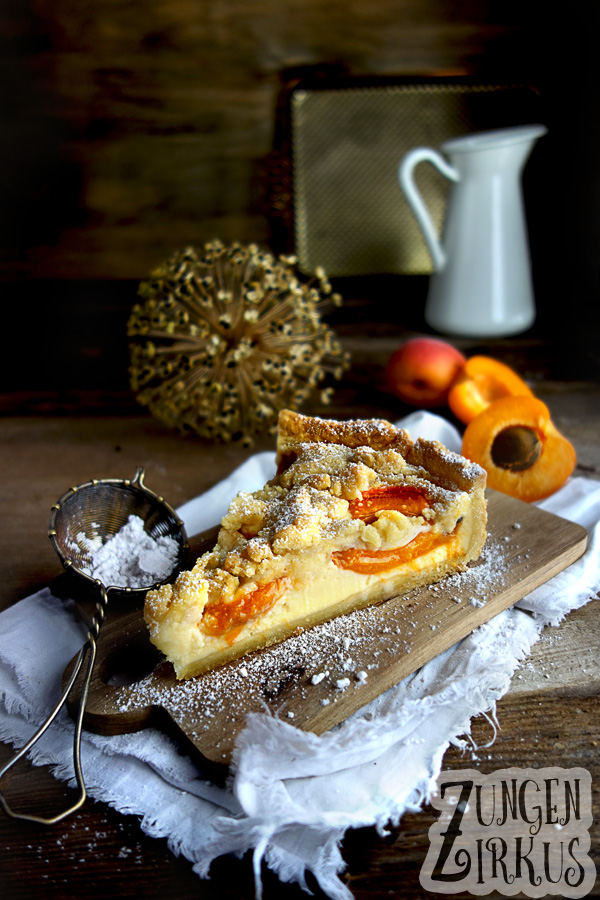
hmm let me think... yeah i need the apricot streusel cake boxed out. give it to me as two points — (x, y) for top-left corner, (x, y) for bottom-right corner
(144, 410), (487, 678)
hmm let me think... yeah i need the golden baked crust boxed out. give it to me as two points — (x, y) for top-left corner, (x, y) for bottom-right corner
(277, 408), (414, 454)
(276, 409), (484, 493)
(145, 410), (487, 679)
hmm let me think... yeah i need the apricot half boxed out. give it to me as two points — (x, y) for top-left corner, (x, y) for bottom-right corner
(386, 337), (466, 408)
(461, 395), (576, 502)
(448, 355), (534, 425)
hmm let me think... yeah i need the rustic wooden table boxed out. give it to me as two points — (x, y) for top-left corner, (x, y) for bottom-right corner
(1, 309), (598, 898)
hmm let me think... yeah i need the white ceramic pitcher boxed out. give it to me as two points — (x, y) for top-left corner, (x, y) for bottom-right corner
(399, 124), (547, 338)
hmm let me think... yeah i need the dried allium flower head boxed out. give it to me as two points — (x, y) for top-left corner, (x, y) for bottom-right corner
(127, 240), (350, 444)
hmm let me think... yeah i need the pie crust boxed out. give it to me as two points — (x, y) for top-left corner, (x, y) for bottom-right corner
(144, 410), (487, 679)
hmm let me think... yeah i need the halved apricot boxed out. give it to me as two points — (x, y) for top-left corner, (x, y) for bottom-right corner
(332, 530), (456, 575)
(461, 395), (576, 502)
(202, 577), (289, 642)
(448, 355), (534, 425)
(348, 485), (430, 522)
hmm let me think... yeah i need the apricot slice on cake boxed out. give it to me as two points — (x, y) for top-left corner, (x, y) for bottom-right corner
(461, 395), (576, 502)
(348, 485), (431, 521)
(202, 577), (290, 644)
(337, 486), (452, 573)
(332, 530), (458, 574)
(448, 355), (534, 424)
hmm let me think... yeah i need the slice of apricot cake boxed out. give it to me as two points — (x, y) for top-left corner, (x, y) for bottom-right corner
(144, 410), (487, 678)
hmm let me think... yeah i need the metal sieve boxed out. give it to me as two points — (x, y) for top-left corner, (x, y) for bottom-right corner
(0, 467), (188, 824)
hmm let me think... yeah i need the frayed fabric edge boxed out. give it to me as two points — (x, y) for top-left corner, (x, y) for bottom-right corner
(193, 687), (511, 900)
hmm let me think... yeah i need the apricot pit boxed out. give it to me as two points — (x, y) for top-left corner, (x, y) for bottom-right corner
(490, 426), (542, 472)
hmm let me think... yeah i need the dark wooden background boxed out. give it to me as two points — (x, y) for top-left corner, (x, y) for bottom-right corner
(3, 0), (554, 281)
(1, 0), (599, 409)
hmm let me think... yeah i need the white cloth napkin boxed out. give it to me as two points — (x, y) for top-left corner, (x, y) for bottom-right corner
(1, 412), (599, 900)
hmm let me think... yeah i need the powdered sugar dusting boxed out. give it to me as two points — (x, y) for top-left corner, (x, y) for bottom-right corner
(79, 515), (180, 589)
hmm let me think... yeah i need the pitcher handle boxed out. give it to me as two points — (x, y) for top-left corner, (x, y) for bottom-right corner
(399, 147), (460, 272)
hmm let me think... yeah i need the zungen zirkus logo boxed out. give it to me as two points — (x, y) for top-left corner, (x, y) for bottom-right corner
(420, 767), (595, 897)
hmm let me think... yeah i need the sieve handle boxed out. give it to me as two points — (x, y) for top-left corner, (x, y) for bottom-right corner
(0, 585), (109, 824)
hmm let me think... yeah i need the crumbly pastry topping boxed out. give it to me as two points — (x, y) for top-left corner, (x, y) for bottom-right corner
(144, 409), (487, 678)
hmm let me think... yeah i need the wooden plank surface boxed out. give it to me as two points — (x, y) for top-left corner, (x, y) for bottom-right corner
(65, 489), (587, 774)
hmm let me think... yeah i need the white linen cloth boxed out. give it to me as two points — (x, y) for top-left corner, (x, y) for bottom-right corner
(1, 412), (599, 900)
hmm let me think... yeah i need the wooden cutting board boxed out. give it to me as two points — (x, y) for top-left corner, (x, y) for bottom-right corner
(64, 489), (587, 781)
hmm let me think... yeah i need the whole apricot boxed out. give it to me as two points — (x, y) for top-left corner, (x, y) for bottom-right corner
(385, 337), (466, 408)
